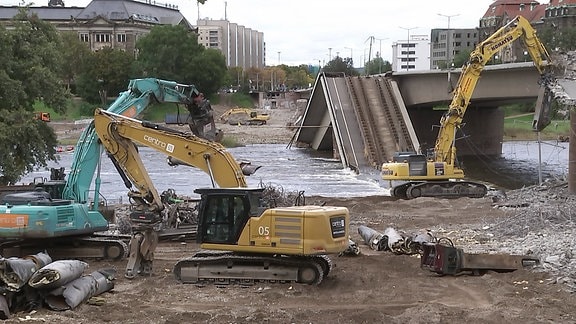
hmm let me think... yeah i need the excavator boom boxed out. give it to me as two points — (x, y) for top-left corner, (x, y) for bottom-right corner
(63, 78), (201, 204)
(94, 109), (249, 198)
(382, 15), (555, 199)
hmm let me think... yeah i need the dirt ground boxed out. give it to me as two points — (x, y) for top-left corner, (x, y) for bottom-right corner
(8, 196), (575, 324)
(30, 105), (576, 324)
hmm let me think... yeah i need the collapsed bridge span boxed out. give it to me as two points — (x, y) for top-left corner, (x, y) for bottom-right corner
(294, 73), (418, 173)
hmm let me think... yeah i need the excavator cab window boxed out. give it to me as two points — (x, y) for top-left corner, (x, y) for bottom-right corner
(407, 155), (427, 176)
(199, 194), (251, 244)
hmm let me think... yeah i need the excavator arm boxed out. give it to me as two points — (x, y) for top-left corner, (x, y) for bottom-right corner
(383, 15), (555, 199)
(93, 109), (250, 210)
(92, 108), (255, 278)
(63, 78), (201, 205)
(434, 15), (553, 165)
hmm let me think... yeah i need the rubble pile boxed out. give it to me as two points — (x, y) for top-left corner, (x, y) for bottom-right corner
(433, 181), (576, 292)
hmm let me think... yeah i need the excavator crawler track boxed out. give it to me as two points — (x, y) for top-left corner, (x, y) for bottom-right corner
(392, 181), (488, 200)
(173, 250), (333, 286)
(0, 236), (129, 261)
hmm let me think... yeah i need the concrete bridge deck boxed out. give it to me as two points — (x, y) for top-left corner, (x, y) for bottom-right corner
(295, 62), (545, 173)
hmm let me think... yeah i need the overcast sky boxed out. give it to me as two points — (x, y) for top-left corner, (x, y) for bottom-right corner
(180, 0), (496, 66)
(2, 0), (499, 66)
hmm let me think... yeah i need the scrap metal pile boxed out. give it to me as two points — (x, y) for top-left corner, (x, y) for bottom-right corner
(0, 252), (114, 320)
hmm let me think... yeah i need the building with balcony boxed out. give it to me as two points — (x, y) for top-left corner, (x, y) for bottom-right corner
(196, 18), (265, 69)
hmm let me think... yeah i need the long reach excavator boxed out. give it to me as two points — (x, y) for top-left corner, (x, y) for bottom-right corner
(381, 15), (556, 199)
(92, 109), (350, 285)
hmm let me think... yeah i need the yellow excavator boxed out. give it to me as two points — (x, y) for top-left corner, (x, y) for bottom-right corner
(219, 107), (270, 125)
(93, 109), (349, 285)
(382, 15), (556, 199)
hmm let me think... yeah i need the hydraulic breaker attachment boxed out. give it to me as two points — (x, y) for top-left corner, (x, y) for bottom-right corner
(421, 238), (539, 276)
(533, 85), (554, 132)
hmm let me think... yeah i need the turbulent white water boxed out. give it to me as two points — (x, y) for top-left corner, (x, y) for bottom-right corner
(20, 141), (569, 202)
(21, 144), (388, 203)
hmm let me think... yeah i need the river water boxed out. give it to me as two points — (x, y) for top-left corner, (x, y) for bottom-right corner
(20, 141), (570, 203)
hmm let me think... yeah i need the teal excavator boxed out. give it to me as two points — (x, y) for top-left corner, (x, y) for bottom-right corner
(0, 78), (216, 260)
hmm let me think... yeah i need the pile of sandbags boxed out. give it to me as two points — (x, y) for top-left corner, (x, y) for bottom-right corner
(0, 252), (115, 319)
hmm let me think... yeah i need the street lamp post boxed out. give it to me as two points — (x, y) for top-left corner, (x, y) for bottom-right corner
(399, 27), (417, 71)
(277, 51), (281, 65)
(375, 37), (389, 73)
(438, 13), (459, 69)
(328, 47), (332, 61)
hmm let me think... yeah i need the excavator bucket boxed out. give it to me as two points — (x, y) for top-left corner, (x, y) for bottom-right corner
(532, 85), (554, 132)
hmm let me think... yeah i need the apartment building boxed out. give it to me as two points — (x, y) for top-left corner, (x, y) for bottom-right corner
(430, 28), (478, 69)
(196, 19), (265, 69)
(391, 35), (430, 72)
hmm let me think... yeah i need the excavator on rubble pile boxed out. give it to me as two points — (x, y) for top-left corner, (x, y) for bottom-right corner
(92, 109), (350, 284)
(381, 15), (556, 199)
(0, 78), (217, 260)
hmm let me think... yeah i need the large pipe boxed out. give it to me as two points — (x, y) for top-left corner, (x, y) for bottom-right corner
(358, 225), (435, 254)
(358, 225), (387, 251)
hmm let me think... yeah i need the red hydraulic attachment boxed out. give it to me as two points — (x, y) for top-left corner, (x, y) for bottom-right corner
(421, 238), (540, 276)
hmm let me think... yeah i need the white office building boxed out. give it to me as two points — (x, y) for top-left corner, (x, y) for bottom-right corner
(391, 35), (431, 71)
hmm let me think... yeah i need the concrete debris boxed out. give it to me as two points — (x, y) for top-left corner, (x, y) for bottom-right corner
(0, 295), (9, 320)
(432, 179), (576, 292)
(339, 238), (360, 256)
(545, 52), (576, 111)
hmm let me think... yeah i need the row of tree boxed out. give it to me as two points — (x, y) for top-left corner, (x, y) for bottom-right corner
(0, 9), (327, 184)
(7, 7), (566, 184)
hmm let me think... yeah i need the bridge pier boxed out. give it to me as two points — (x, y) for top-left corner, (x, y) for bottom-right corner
(409, 106), (504, 157)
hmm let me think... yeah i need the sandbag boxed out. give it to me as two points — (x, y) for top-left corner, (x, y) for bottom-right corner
(0, 252), (52, 291)
(45, 269), (116, 311)
(28, 260), (88, 289)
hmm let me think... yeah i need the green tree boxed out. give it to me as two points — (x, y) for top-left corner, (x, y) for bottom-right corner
(279, 64), (315, 89)
(134, 25), (227, 96)
(0, 9), (64, 184)
(451, 49), (472, 68)
(286, 68), (314, 89)
(226, 66), (244, 91)
(322, 56), (358, 76)
(60, 31), (92, 91)
(260, 67), (286, 91)
(76, 47), (134, 104)
(365, 57), (391, 75)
